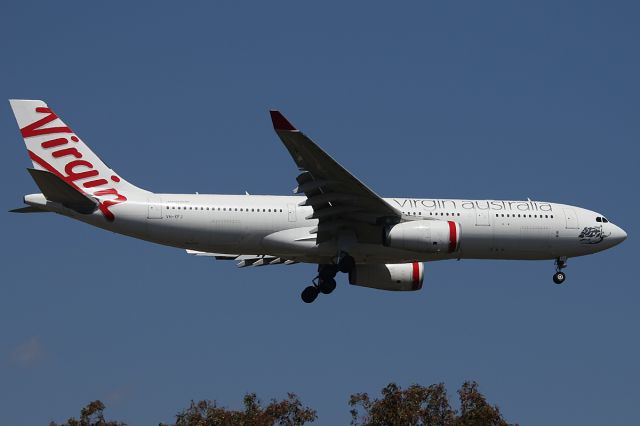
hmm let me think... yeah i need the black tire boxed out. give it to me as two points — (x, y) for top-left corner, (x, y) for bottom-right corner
(337, 255), (355, 274)
(301, 286), (319, 303)
(553, 272), (566, 285)
(318, 277), (337, 295)
(319, 264), (339, 279)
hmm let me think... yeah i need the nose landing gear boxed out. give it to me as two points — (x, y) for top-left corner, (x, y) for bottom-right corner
(553, 257), (567, 284)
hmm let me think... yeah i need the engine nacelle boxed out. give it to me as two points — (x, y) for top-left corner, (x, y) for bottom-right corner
(384, 220), (461, 253)
(349, 262), (424, 291)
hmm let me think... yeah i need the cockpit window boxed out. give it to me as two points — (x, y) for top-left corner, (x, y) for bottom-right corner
(596, 216), (609, 223)
(603, 217), (609, 223)
(596, 217), (601, 222)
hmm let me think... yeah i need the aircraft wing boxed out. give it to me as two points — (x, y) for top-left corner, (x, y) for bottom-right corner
(186, 250), (298, 268)
(270, 111), (401, 243)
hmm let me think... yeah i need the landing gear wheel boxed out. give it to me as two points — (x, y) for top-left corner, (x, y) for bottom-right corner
(553, 257), (567, 285)
(318, 277), (337, 295)
(319, 264), (339, 279)
(301, 286), (319, 303)
(553, 272), (566, 285)
(337, 254), (355, 274)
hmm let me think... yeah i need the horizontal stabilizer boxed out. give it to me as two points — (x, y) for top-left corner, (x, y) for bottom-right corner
(27, 168), (97, 214)
(9, 206), (48, 213)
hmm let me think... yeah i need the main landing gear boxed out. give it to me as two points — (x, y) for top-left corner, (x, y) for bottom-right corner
(301, 253), (355, 303)
(553, 257), (567, 285)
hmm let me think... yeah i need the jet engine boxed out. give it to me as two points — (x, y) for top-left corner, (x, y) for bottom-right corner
(384, 220), (461, 253)
(349, 262), (423, 291)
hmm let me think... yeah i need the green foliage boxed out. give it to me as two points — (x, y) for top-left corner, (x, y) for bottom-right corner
(161, 392), (317, 426)
(49, 400), (125, 426)
(50, 381), (515, 426)
(349, 381), (514, 426)
(456, 382), (510, 426)
(350, 383), (456, 426)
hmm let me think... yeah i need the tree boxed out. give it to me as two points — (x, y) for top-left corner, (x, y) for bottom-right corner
(349, 382), (514, 426)
(350, 383), (456, 426)
(457, 381), (509, 426)
(49, 382), (515, 426)
(49, 400), (125, 426)
(161, 392), (317, 426)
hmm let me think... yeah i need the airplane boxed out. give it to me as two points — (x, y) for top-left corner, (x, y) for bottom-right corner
(9, 99), (627, 303)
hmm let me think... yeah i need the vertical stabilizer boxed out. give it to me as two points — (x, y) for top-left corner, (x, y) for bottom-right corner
(9, 99), (148, 221)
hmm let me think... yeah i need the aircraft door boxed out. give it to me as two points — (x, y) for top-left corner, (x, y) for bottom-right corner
(147, 196), (163, 219)
(563, 208), (578, 229)
(287, 204), (297, 222)
(475, 208), (490, 226)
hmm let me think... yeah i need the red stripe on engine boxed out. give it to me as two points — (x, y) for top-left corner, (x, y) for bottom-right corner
(448, 221), (457, 253)
(412, 262), (421, 290)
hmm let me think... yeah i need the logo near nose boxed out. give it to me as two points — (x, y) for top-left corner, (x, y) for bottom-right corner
(578, 225), (610, 245)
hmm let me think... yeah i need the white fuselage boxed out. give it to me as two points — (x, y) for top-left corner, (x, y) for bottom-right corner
(10, 99), (627, 298)
(28, 193), (627, 265)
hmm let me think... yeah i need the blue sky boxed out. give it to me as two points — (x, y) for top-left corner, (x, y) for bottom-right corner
(1, 2), (638, 425)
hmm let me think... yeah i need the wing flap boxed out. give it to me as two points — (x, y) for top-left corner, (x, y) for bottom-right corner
(186, 250), (297, 268)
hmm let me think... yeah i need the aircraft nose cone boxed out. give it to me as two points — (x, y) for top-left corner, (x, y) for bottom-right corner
(610, 224), (627, 245)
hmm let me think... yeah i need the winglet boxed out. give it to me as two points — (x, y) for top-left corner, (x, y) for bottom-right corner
(269, 110), (297, 131)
